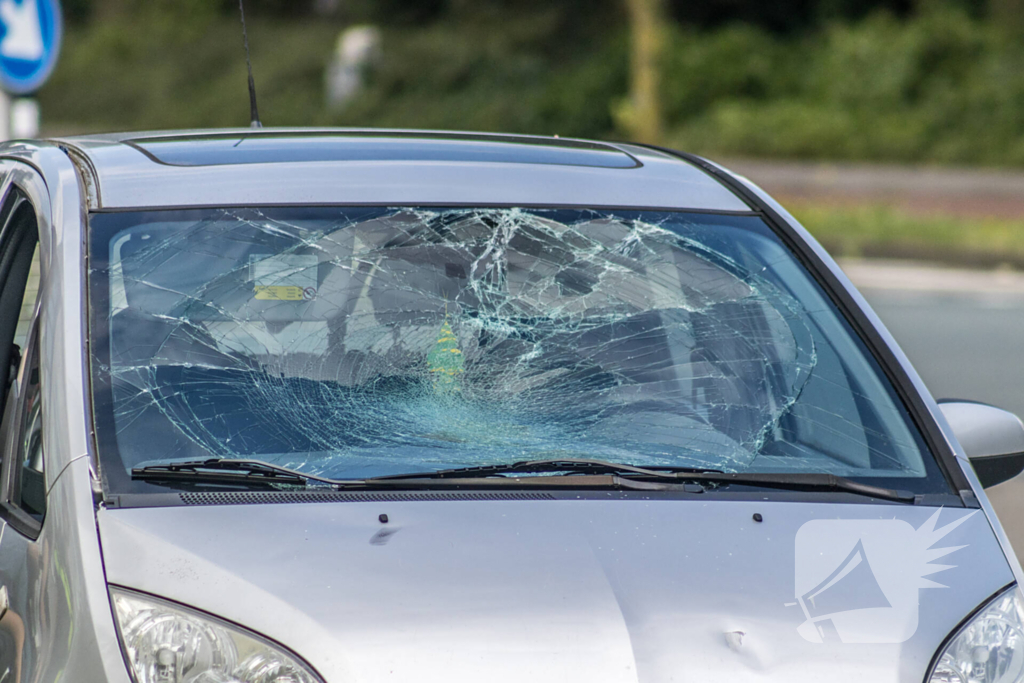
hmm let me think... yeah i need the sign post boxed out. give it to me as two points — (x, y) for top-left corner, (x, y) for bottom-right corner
(0, 0), (61, 140)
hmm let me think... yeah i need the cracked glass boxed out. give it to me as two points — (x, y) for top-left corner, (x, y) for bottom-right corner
(88, 207), (942, 492)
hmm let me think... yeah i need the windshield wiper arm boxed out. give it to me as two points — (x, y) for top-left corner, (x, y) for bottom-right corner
(365, 458), (724, 481)
(132, 458), (344, 488)
(678, 472), (917, 503)
(366, 463), (914, 501)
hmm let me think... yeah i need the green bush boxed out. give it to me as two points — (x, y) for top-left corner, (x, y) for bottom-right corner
(791, 201), (1024, 268)
(38, 9), (625, 138)
(667, 8), (1024, 165)
(38, 16), (342, 132)
(33, 5), (1024, 166)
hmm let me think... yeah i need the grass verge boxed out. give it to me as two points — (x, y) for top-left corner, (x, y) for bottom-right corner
(789, 202), (1024, 269)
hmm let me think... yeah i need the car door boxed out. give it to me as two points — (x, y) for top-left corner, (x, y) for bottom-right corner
(0, 185), (45, 683)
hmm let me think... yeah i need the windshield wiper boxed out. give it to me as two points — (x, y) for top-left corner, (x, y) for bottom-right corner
(675, 472), (917, 503)
(364, 461), (916, 502)
(132, 458), (342, 488)
(366, 458), (725, 481)
(132, 457), (714, 492)
(133, 458), (916, 502)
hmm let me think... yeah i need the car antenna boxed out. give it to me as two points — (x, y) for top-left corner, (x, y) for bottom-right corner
(238, 0), (262, 128)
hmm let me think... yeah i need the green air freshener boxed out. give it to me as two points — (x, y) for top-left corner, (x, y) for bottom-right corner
(427, 318), (464, 392)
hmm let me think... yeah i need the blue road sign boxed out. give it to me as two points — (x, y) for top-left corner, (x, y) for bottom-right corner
(0, 0), (61, 95)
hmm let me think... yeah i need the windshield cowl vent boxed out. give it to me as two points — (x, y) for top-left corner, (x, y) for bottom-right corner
(179, 491), (556, 506)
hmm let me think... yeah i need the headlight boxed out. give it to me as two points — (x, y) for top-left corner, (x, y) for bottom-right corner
(928, 586), (1024, 683)
(110, 586), (323, 683)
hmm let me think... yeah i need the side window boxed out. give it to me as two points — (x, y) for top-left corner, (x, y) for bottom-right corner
(0, 187), (43, 534)
(10, 324), (42, 521)
(13, 243), (39, 350)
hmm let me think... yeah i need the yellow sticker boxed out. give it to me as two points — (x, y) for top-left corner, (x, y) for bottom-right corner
(254, 285), (304, 301)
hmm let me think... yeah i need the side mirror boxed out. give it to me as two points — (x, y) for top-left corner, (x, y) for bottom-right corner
(939, 400), (1024, 489)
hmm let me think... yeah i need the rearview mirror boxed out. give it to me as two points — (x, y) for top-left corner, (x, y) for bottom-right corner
(939, 400), (1024, 489)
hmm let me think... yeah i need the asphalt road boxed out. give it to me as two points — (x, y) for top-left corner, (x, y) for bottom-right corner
(844, 260), (1024, 419)
(725, 157), (1024, 219)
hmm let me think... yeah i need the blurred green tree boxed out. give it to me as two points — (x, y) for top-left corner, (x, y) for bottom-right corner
(66, 0), (960, 27)
(990, 0), (1024, 35)
(617, 0), (667, 143)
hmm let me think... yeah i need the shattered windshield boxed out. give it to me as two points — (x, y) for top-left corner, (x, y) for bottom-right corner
(88, 206), (943, 493)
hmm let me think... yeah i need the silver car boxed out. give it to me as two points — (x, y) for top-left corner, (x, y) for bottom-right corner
(0, 129), (1023, 683)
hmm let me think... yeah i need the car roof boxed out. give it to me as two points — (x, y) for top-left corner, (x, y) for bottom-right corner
(43, 128), (749, 212)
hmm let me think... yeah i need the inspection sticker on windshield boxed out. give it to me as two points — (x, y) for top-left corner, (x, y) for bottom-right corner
(254, 285), (304, 300)
(250, 254), (317, 301)
(791, 509), (975, 644)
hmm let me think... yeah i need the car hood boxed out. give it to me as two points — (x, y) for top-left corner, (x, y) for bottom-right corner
(98, 496), (1012, 683)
